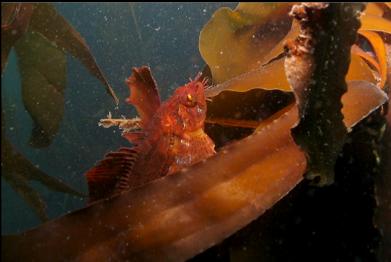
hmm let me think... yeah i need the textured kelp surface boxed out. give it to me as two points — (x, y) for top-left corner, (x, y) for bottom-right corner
(285, 3), (364, 185)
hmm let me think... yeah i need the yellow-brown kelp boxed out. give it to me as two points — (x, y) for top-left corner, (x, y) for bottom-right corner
(2, 81), (387, 261)
(199, 3), (391, 95)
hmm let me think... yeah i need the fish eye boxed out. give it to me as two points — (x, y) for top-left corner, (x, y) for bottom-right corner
(184, 93), (196, 107)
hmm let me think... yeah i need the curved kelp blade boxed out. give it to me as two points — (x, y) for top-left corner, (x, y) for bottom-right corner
(1, 137), (84, 221)
(2, 82), (387, 262)
(359, 13), (391, 34)
(3, 171), (48, 221)
(342, 81), (389, 128)
(1, 3), (34, 74)
(2, 151), (48, 221)
(205, 53), (376, 100)
(199, 3), (294, 84)
(14, 31), (66, 148)
(359, 30), (388, 88)
(364, 3), (384, 17)
(205, 59), (291, 98)
(199, 2), (385, 97)
(351, 44), (381, 76)
(28, 3), (118, 105)
(204, 88), (294, 148)
(346, 53), (377, 83)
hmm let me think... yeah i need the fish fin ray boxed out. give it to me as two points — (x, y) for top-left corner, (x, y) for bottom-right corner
(125, 66), (161, 127)
(85, 147), (139, 203)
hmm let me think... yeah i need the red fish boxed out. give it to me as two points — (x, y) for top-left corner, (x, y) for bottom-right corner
(85, 66), (216, 202)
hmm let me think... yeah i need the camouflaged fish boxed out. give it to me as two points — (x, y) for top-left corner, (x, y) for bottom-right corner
(85, 66), (216, 202)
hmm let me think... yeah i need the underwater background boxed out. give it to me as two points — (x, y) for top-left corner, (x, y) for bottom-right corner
(1, 2), (236, 234)
(2, 3), (388, 262)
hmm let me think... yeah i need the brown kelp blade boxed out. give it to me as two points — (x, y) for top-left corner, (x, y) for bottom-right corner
(2, 82), (387, 261)
(359, 13), (391, 34)
(204, 53), (377, 99)
(351, 44), (381, 74)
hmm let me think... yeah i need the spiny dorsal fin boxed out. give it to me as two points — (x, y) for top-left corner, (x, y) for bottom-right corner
(125, 66), (161, 128)
(85, 147), (139, 203)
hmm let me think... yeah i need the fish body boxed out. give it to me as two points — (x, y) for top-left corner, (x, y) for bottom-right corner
(86, 66), (215, 202)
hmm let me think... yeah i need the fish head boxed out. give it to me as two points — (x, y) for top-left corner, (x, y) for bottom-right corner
(170, 74), (209, 132)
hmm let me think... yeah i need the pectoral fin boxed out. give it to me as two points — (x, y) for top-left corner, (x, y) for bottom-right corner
(85, 147), (139, 203)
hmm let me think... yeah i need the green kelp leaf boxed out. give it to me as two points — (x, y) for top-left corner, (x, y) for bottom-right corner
(285, 3), (365, 186)
(2, 138), (84, 221)
(14, 31), (66, 148)
(199, 3), (294, 84)
(28, 3), (118, 105)
(1, 3), (34, 73)
(2, 169), (48, 221)
(1, 112), (84, 221)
